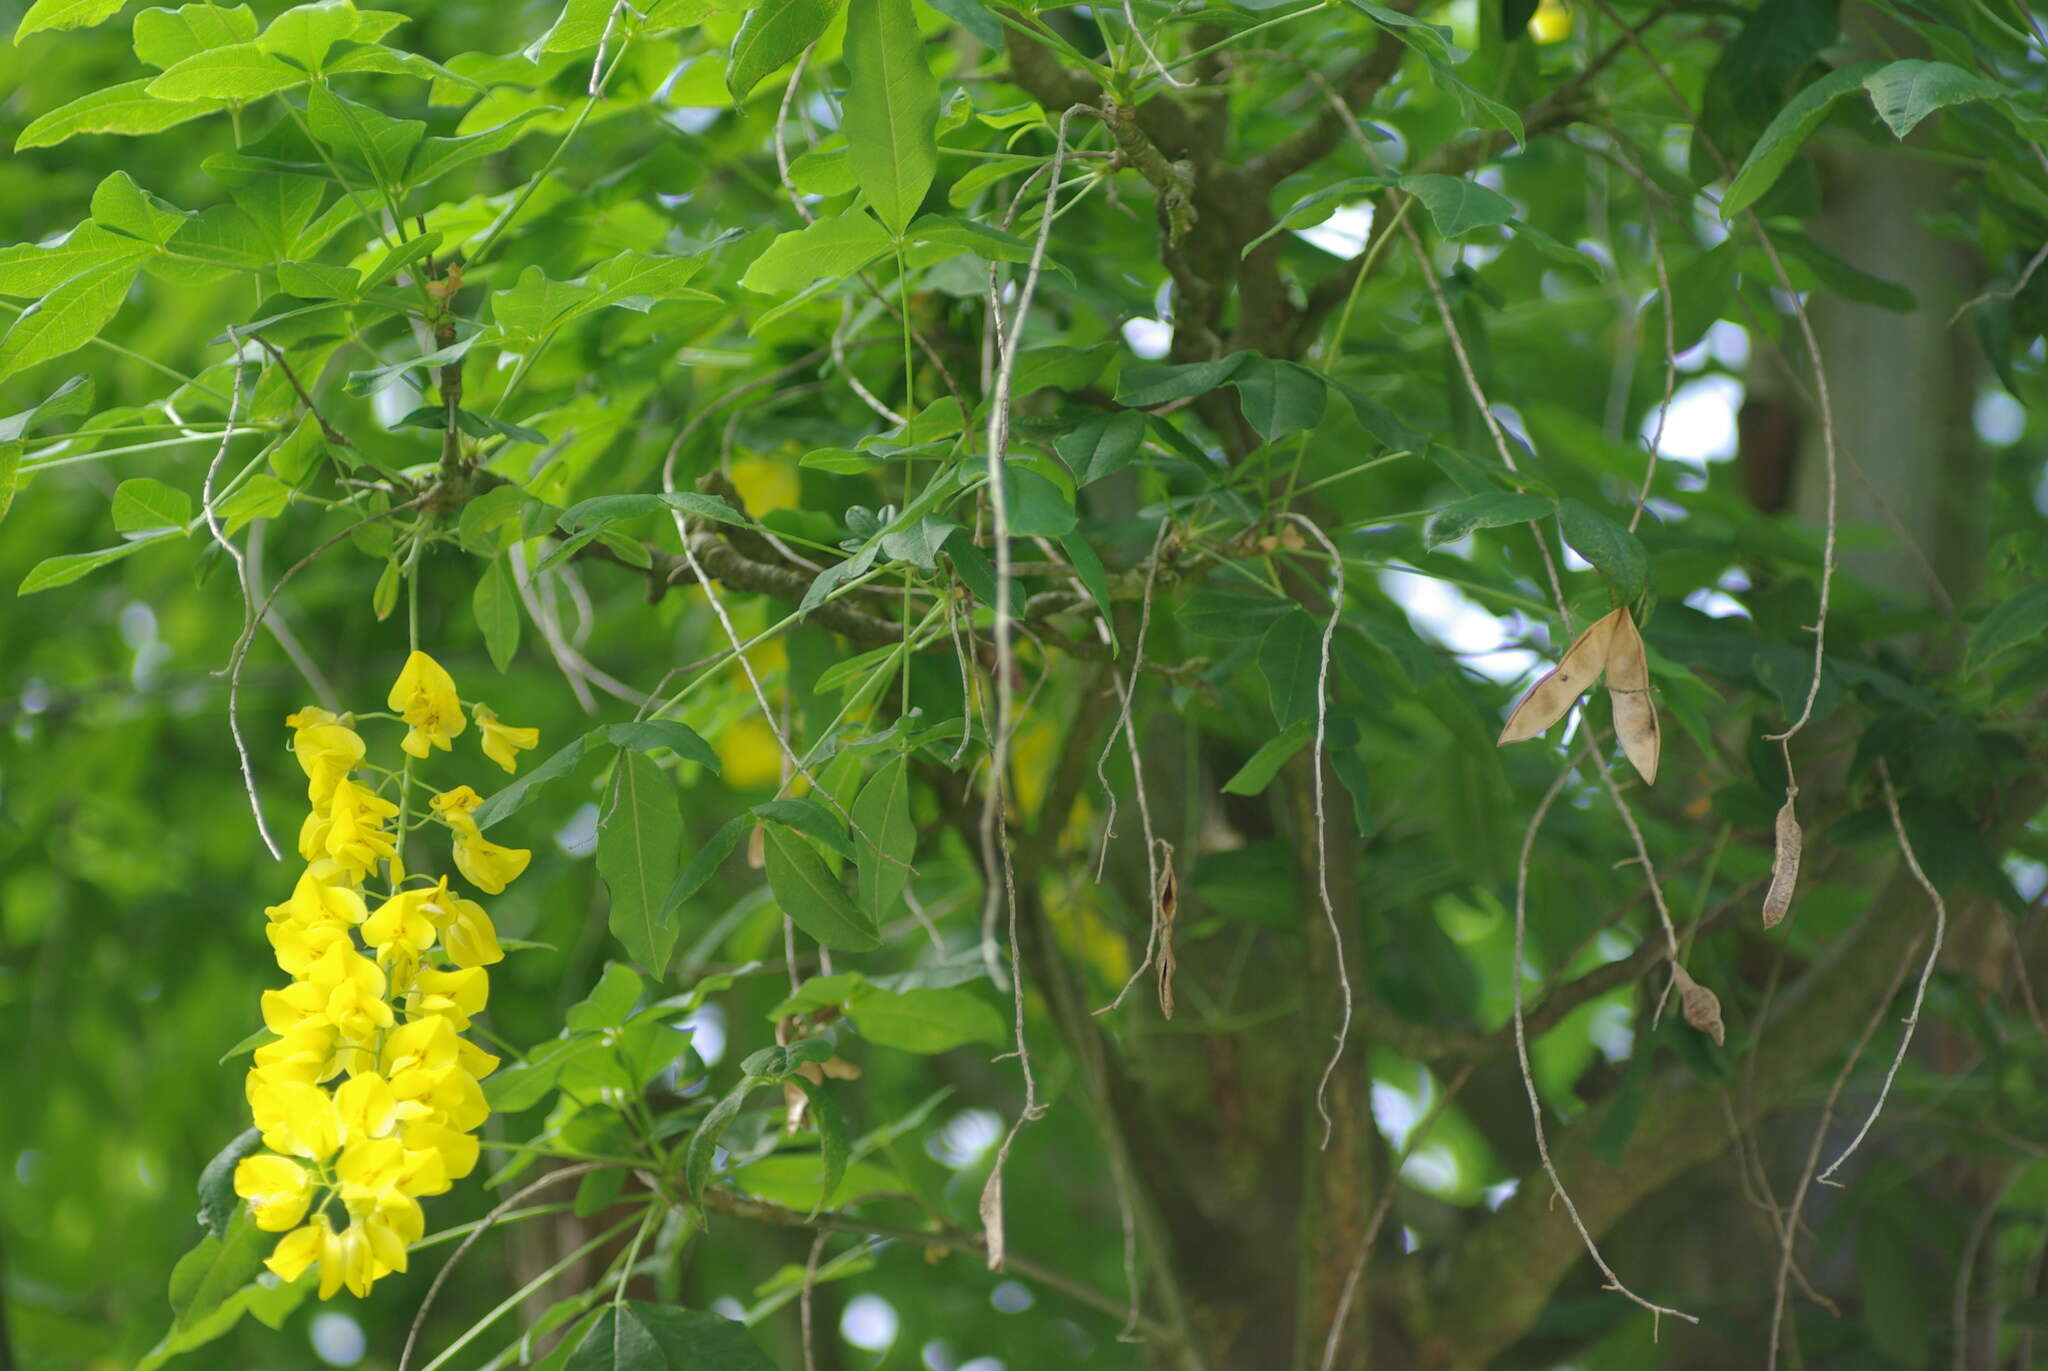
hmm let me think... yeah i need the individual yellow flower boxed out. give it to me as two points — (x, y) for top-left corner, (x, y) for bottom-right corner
(473, 704), (539, 774)
(306, 943), (395, 1044)
(362, 887), (439, 956)
(253, 1024), (338, 1086)
(410, 965), (489, 1025)
(716, 716), (782, 789)
(291, 722), (367, 810)
(264, 1214), (331, 1284)
(266, 863), (368, 928)
(260, 981), (329, 1036)
(300, 779), (398, 880)
(266, 918), (351, 980)
(321, 1218), (381, 1299)
(1529, 0), (1570, 42)
(334, 1071), (428, 1144)
(388, 651), (466, 758)
(234, 1154), (314, 1232)
(248, 1078), (340, 1161)
(452, 830), (530, 895)
(435, 890), (504, 969)
(403, 1120), (480, 1183)
(429, 785), (483, 835)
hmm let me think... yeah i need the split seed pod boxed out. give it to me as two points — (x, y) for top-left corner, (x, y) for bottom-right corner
(1498, 607), (1626, 745)
(1668, 962), (1725, 1046)
(1761, 797), (1802, 929)
(1155, 861), (1180, 1021)
(1605, 608), (1660, 787)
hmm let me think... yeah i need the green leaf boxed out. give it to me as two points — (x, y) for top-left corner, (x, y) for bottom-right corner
(565, 1305), (664, 1371)
(0, 222), (147, 298)
(1005, 339), (1116, 393)
(1116, 352), (1249, 406)
(852, 755), (914, 921)
(604, 719), (720, 769)
(195, 1128), (262, 1238)
(91, 170), (189, 245)
(999, 465), (1076, 538)
(600, 750), (684, 976)
(565, 963), (645, 1032)
(16, 79), (211, 149)
(1399, 173), (1515, 238)
(1259, 610), (1321, 730)
(755, 795), (855, 861)
(113, 476), (192, 534)
(1221, 718), (1313, 796)
(1862, 59), (2005, 139)
(1178, 588), (1291, 641)
(686, 1075), (761, 1201)
(741, 210), (893, 294)
(304, 83), (424, 187)
(0, 446), (18, 526)
(146, 41), (306, 103)
(0, 256), (144, 383)
(1055, 409), (1145, 487)
(791, 1077), (848, 1217)
(132, 3), (259, 68)
(846, 985), (1005, 1052)
(406, 108), (553, 188)
(1424, 491), (1552, 548)
(661, 813), (749, 913)
(17, 534), (167, 595)
(1720, 62), (1883, 219)
(474, 557), (521, 672)
(216, 472), (290, 531)
(257, 0), (361, 74)
(1333, 0), (1463, 63)
(1555, 498), (1648, 604)
(764, 823), (882, 951)
(632, 1301), (779, 1370)
(0, 374), (94, 442)
(1966, 581), (2048, 671)
(727, 0), (840, 102)
(558, 491), (751, 530)
(843, 0), (940, 236)
(1232, 357), (1326, 442)
(168, 1205), (269, 1331)
(924, 0), (1000, 45)
(1241, 176), (1390, 257)
(14, 0), (127, 41)
(473, 731), (591, 827)
(1059, 532), (1116, 641)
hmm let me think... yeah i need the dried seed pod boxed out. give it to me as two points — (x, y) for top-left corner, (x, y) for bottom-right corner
(1156, 861), (1179, 1020)
(1498, 607), (1625, 746)
(1760, 796), (1803, 929)
(1605, 607), (1660, 787)
(1669, 962), (1725, 1046)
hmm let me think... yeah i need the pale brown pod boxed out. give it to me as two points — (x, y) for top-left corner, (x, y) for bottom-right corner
(1155, 862), (1180, 1020)
(1498, 607), (1626, 746)
(1761, 797), (1803, 929)
(1605, 608), (1660, 786)
(1669, 962), (1725, 1046)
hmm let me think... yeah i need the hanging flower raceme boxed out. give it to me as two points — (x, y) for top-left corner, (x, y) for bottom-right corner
(233, 651), (532, 1300)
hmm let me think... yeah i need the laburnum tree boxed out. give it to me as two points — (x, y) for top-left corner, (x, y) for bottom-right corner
(2, 0), (2046, 1368)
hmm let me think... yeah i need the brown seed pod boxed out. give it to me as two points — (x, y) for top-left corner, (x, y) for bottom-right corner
(1156, 860), (1179, 1021)
(1669, 962), (1725, 1046)
(1498, 607), (1625, 746)
(1605, 608), (1659, 787)
(1761, 796), (1802, 929)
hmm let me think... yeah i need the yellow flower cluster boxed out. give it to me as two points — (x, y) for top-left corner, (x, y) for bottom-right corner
(233, 651), (539, 1299)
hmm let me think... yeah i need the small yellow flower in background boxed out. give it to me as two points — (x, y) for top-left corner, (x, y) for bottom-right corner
(429, 785), (483, 831)
(716, 716), (783, 789)
(388, 651), (465, 758)
(234, 1154), (313, 1232)
(1529, 0), (1570, 42)
(729, 454), (800, 516)
(472, 704), (539, 773)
